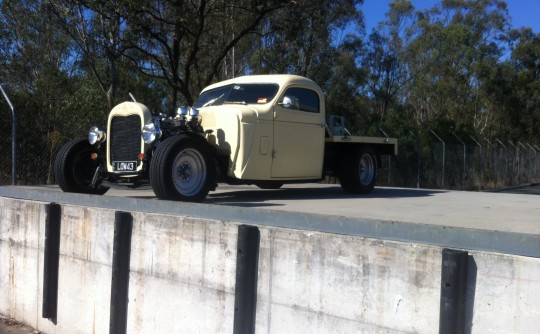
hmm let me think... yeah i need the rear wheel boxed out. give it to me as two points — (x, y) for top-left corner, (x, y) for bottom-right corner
(54, 138), (109, 194)
(150, 135), (216, 202)
(339, 146), (377, 194)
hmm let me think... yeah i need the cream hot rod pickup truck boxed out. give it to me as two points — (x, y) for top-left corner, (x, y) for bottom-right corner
(54, 75), (397, 202)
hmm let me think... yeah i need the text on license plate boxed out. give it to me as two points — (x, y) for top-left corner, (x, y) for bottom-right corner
(113, 161), (136, 171)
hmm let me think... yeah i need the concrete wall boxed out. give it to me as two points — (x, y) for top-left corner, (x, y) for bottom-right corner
(1, 196), (539, 333)
(1, 197), (238, 333)
(255, 228), (540, 333)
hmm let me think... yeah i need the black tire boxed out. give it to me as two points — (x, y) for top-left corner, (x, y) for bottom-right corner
(54, 138), (109, 195)
(255, 182), (284, 190)
(150, 135), (216, 202)
(339, 146), (378, 194)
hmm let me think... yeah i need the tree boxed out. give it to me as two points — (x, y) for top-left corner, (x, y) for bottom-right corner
(47, 0), (127, 110)
(491, 28), (540, 142)
(121, 0), (288, 112)
(251, 0), (363, 78)
(362, 0), (415, 124)
(402, 0), (510, 135)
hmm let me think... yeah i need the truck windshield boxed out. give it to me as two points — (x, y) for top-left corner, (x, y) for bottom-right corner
(193, 84), (279, 108)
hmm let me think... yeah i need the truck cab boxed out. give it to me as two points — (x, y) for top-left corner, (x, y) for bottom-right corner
(195, 75), (326, 181)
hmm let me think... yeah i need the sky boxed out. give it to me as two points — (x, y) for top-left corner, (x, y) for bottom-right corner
(361, 0), (540, 33)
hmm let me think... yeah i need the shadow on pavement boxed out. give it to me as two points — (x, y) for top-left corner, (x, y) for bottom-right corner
(206, 186), (443, 206)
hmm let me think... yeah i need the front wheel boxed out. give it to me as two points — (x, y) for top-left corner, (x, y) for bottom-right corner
(150, 135), (216, 202)
(338, 146), (378, 194)
(54, 138), (109, 195)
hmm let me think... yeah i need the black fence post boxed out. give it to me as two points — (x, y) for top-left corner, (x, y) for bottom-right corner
(109, 211), (133, 334)
(42, 203), (61, 320)
(439, 248), (469, 334)
(233, 225), (261, 334)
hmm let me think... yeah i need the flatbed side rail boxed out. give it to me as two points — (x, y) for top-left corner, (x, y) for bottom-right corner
(325, 136), (398, 155)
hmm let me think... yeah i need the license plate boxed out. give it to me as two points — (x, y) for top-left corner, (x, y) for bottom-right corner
(112, 161), (137, 172)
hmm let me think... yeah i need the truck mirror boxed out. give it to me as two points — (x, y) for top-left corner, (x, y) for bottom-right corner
(278, 96), (293, 108)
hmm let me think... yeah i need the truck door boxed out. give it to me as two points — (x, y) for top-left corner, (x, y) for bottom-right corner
(271, 87), (325, 178)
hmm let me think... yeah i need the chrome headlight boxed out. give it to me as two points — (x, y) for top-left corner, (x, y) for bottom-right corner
(142, 121), (161, 144)
(88, 126), (106, 145)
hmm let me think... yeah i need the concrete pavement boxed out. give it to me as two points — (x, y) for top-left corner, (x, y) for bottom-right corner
(205, 184), (540, 235)
(8, 183), (539, 235)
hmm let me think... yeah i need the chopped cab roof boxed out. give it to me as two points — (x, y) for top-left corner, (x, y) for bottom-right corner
(201, 74), (322, 93)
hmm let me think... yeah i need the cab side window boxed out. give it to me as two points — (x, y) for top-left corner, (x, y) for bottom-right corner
(280, 88), (320, 113)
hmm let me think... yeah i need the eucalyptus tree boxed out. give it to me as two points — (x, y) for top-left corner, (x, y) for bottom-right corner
(501, 28), (540, 142)
(251, 0), (363, 79)
(46, 0), (127, 110)
(119, 0), (289, 113)
(362, 0), (416, 125)
(404, 0), (510, 135)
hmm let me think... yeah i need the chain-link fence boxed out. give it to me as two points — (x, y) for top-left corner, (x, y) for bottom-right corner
(0, 87), (107, 186)
(1, 104), (539, 189)
(0, 120), (96, 187)
(378, 140), (540, 190)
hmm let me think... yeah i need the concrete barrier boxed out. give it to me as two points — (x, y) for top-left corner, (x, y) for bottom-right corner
(1, 196), (539, 333)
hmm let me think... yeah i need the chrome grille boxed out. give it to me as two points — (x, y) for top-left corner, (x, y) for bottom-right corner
(110, 115), (141, 162)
